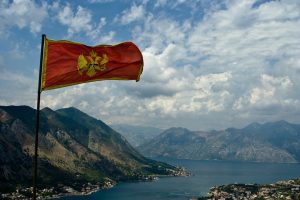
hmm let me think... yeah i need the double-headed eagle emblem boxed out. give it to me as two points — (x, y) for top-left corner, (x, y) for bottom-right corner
(77, 50), (108, 77)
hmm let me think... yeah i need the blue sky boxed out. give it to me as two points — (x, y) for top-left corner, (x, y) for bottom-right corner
(0, 0), (300, 130)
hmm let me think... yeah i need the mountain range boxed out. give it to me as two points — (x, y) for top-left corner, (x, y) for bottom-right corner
(138, 121), (300, 163)
(110, 124), (163, 147)
(0, 105), (177, 193)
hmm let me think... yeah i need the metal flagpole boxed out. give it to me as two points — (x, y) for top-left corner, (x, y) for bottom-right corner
(33, 34), (46, 200)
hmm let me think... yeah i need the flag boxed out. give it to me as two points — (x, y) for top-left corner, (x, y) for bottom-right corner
(41, 37), (143, 91)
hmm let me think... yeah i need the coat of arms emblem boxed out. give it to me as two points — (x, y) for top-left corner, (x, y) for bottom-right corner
(77, 50), (108, 77)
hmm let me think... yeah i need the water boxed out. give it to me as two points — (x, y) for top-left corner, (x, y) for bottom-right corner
(62, 158), (300, 200)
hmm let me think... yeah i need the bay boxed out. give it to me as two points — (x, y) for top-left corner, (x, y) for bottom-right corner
(62, 158), (300, 200)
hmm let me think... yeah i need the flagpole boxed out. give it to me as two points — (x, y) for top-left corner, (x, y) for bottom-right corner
(33, 34), (46, 200)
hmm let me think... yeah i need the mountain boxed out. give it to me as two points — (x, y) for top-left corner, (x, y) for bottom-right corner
(110, 124), (163, 147)
(138, 121), (300, 163)
(0, 105), (178, 193)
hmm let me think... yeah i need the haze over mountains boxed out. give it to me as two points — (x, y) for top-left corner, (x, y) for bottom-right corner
(138, 121), (300, 163)
(110, 125), (163, 147)
(0, 105), (177, 193)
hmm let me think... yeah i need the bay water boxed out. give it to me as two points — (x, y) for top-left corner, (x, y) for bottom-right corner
(62, 158), (300, 200)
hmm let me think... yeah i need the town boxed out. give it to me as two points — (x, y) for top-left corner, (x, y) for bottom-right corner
(196, 179), (300, 200)
(1, 181), (114, 200)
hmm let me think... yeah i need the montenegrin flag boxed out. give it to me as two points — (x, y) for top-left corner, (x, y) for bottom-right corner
(41, 37), (143, 91)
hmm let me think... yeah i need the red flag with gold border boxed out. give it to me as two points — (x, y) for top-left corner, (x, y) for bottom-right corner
(41, 38), (143, 91)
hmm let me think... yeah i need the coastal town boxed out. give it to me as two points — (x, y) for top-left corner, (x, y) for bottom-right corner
(1, 180), (114, 200)
(196, 178), (300, 200)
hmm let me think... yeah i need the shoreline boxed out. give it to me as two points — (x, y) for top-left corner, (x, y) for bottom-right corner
(55, 186), (110, 199)
(1, 167), (189, 200)
(49, 186), (109, 199)
(1, 181), (115, 200)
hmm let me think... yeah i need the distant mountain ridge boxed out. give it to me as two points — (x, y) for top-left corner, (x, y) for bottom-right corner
(0, 105), (177, 193)
(111, 124), (163, 147)
(138, 121), (300, 163)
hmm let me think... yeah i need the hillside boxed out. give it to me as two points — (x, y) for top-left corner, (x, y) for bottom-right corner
(0, 105), (178, 193)
(138, 121), (300, 163)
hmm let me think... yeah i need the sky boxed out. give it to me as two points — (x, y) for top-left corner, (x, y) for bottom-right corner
(0, 0), (300, 131)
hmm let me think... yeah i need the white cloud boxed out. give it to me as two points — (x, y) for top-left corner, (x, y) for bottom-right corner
(118, 4), (145, 24)
(0, 55), (4, 69)
(154, 0), (168, 7)
(152, 0), (217, 14)
(154, 0), (197, 8)
(0, 70), (36, 106)
(2, 0), (300, 130)
(120, 0), (300, 129)
(133, 16), (190, 51)
(88, 0), (115, 3)
(87, 17), (107, 40)
(8, 44), (26, 59)
(234, 74), (293, 108)
(97, 31), (116, 43)
(0, 0), (48, 35)
(56, 3), (112, 42)
(58, 5), (93, 36)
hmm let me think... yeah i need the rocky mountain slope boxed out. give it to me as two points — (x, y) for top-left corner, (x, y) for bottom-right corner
(0, 105), (177, 193)
(139, 121), (300, 163)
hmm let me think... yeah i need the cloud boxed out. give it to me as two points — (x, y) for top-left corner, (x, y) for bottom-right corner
(0, 0), (48, 35)
(124, 83), (178, 98)
(119, 0), (300, 129)
(2, 0), (300, 130)
(117, 4), (145, 24)
(8, 44), (26, 59)
(0, 55), (4, 70)
(88, 0), (114, 3)
(74, 0), (299, 130)
(57, 4), (93, 36)
(56, 3), (112, 43)
(86, 17), (107, 39)
(154, 0), (194, 8)
(153, 0), (221, 14)
(233, 74), (293, 109)
(97, 31), (115, 43)
(0, 70), (36, 106)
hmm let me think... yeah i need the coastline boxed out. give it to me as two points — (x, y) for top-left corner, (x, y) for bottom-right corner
(50, 181), (114, 199)
(1, 167), (189, 200)
(1, 181), (115, 200)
